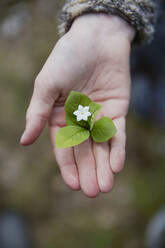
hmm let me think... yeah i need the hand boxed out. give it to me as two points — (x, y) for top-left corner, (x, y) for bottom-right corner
(20, 14), (135, 197)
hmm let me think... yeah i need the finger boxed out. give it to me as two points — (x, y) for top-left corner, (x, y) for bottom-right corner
(20, 75), (59, 146)
(49, 125), (80, 190)
(93, 142), (114, 193)
(110, 117), (126, 173)
(74, 139), (100, 198)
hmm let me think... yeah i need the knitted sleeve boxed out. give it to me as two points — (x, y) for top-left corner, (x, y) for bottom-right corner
(58, 0), (158, 45)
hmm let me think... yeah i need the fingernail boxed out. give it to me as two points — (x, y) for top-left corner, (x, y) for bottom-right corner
(20, 131), (26, 144)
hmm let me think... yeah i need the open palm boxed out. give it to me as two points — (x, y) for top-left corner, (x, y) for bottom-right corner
(21, 14), (134, 197)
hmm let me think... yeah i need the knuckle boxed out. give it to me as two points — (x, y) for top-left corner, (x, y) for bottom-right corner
(34, 74), (56, 101)
(26, 109), (47, 123)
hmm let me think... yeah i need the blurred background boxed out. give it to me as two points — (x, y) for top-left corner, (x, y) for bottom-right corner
(0, 0), (165, 248)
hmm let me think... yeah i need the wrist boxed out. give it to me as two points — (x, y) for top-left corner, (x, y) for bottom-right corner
(70, 13), (135, 44)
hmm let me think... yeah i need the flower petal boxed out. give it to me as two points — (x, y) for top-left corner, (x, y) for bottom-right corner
(84, 106), (89, 112)
(86, 111), (91, 116)
(82, 114), (88, 121)
(77, 115), (82, 121)
(73, 110), (79, 116)
(78, 105), (83, 111)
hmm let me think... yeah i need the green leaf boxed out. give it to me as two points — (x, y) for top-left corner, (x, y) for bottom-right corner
(91, 117), (117, 142)
(65, 91), (91, 128)
(88, 102), (101, 130)
(56, 125), (90, 148)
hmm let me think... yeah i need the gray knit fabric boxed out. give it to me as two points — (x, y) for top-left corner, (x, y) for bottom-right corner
(59, 0), (158, 44)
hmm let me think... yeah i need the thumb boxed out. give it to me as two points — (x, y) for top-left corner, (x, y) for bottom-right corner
(20, 75), (59, 146)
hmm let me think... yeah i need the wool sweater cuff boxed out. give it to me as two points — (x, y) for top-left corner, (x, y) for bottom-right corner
(58, 0), (158, 45)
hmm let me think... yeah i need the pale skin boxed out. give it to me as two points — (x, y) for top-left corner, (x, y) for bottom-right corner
(20, 14), (135, 197)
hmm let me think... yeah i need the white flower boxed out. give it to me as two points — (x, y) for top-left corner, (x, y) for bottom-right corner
(73, 105), (91, 122)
